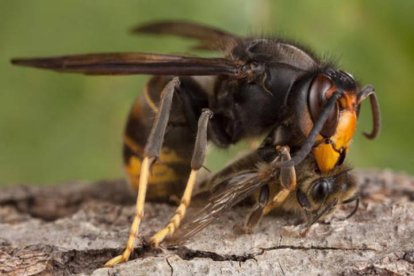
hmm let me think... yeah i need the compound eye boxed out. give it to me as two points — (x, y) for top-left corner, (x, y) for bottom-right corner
(311, 179), (332, 202)
(308, 74), (339, 138)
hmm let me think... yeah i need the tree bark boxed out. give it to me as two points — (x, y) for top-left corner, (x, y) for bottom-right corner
(0, 169), (413, 275)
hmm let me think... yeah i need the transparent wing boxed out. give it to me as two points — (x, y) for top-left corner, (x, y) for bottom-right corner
(132, 20), (240, 51)
(167, 171), (265, 245)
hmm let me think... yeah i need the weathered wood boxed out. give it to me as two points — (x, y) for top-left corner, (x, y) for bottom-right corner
(0, 170), (413, 275)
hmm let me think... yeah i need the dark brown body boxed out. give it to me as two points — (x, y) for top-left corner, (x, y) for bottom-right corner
(122, 45), (315, 200)
(11, 20), (378, 267)
(123, 69), (299, 200)
(10, 22), (379, 191)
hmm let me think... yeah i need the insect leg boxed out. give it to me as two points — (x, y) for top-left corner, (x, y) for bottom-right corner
(104, 78), (179, 267)
(150, 109), (212, 247)
(243, 185), (270, 233)
(263, 146), (296, 215)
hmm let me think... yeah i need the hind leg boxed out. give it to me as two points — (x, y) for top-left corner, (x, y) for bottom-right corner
(105, 78), (179, 267)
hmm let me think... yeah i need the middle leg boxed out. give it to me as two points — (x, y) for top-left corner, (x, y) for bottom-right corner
(150, 108), (213, 246)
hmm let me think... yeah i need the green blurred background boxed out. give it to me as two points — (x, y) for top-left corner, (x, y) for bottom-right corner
(1, 0), (413, 186)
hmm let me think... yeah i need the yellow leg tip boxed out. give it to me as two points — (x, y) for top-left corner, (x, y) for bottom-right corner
(104, 255), (128, 267)
(150, 228), (169, 247)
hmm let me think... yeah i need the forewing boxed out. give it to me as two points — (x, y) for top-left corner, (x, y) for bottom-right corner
(167, 171), (264, 245)
(132, 20), (240, 51)
(11, 53), (239, 76)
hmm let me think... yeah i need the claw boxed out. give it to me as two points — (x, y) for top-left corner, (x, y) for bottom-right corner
(104, 254), (128, 267)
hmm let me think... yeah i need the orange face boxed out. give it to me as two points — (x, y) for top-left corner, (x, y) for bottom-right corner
(312, 92), (358, 173)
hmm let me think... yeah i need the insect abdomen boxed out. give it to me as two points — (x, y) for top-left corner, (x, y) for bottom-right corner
(123, 77), (196, 201)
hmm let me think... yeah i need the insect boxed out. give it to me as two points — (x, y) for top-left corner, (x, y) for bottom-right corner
(11, 20), (380, 266)
(169, 144), (358, 244)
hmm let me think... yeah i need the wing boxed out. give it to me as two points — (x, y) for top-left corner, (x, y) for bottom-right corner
(11, 53), (240, 76)
(167, 171), (264, 245)
(132, 20), (241, 51)
(274, 42), (318, 70)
